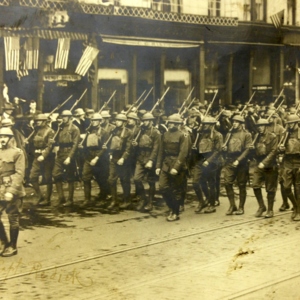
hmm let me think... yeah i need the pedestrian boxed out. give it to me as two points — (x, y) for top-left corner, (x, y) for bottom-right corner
(0, 127), (25, 257)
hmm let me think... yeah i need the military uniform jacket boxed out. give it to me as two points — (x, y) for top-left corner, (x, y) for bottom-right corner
(102, 122), (116, 136)
(197, 130), (223, 165)
(226, 128), (252, 163)
(136, 126), (161, 165)
(32, 125), (54, 159)
(109, 126), (132, 162)
(254, 131), (278, 168)
(267, 123), (285, 142)
(156, 127), (189, 172)
(83, 126), (109, 160)
(0, 146), (25, 197)
(283, 128), (300, 168)
(56, 122), (80, 159)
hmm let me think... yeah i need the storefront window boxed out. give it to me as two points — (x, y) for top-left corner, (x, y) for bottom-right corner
(208, 0), (221, 17)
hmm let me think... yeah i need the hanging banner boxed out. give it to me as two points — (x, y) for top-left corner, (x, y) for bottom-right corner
(4, 37), (20, 71)
(75, 45), (99, 77)
(55, 38), (70, 69)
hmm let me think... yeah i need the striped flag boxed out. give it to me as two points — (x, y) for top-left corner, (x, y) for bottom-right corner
(24, 37), (39, 69)
(4, 37), (20, 71)
(270, 9), (284, 29)
(75, 46), (99, 77)
(55, 38), (70, 69)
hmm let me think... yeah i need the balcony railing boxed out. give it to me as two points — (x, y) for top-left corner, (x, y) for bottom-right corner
(14, 0), (238, 26)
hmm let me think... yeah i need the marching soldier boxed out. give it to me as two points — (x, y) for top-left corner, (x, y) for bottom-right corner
(132, 112), (161, 212)
(29, 114), (55, 206)
(52, 110), (80, 207)
(222, 115), (252, 215)
(80, 113), (109, 207)
(192, 116), (223, 214)
(278, 114), (300, 221)
(0, 128), (25, 257)
(105, 113), (133, 213)
(156, 114), (189, 221)
(251, 119), (278, 218)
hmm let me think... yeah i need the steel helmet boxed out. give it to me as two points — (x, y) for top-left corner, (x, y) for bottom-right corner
(255, 118), (270, 126)
(167, 114), (183, 124)
(127, 112), (139, 120)
(142, 112), (155, 121)
(285, 114), (300, 124)
(202, 116), (217, 124)
(115, 114), (127, 122)
(0, 127), (13, 136)
(1, 119), (14, 127)
(73, 108), (85, 117)
(100, 111), (111, 118)
(91, 113), (103, 121)
(61, 110), (73, 117)
(34, 114), (48, 121)
(232, 114), (245, 123)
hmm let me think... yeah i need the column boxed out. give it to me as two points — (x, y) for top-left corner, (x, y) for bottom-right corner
(130, 51), (137, 104)
(249, 49), (254, 99)
(279, 49), (284, 89)
(0, 41), (4, 110)
(199, 44), (205, 102)
(37, 51), (44, 111)
(226, 53), (233, 105)
(91, 53), (98, 111)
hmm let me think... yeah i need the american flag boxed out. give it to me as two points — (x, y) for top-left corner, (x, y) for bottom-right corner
(4, 37), (20, 71)
(24, 37), (39, 69)
(270, 9), (284, 29)
(55, 38), (70, 69)
(75, 46), (99, 76)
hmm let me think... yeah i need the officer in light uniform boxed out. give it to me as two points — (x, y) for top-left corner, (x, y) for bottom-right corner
(0, 128), (25, 257)
(222, 114), (252, 215)
(193, 116), (223, 214)
(81, 113), (109, 207)
(156, 114), (189, 222)
(52, 110), (80, 207)
(251, 118), (278, 218)
(132, 112), (161, 212)
(29, 114), (55, 206)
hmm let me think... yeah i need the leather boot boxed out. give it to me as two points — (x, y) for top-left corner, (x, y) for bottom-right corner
(0, 222), (8, 255)
(63, 182), (74, 207)
(39, 184), (52, 206)
(2, 228), (19, 257)
(193, 183), (207, 213)
(234, 186), (246, 215)
(119, 196), (132, 209)
(225, 184), (237, 215)
(32, 182), (43, 205)
(144, 184), (155, 212)
(253, 188), (266, 217)
(285, 188), (298, 219)
(55, 182), (65, 206)
(265, 192), (275, 218)
(293, 186), (300, 221)
(107, 185), (119, 213)
(279, 182), (290, 211)
(80, 181), (92, 208)
(136, 182), (147, 211)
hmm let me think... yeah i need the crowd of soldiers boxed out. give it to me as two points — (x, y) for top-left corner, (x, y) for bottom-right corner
(1, 88), (300, 257)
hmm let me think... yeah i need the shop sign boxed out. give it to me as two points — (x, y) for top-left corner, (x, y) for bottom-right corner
(43, 75), (81, 82)
(252, 85), (273, 91)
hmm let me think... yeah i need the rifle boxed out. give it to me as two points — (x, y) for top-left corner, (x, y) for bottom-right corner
(191, 90), (218, 149)
(98, 90), (116, 113)
(273, 88), (285, 108)
(178, 87), (194, 115)
(240, 91), (256, 116)
(48, 94), (73, 116)
(124, 90), (147, 115)
(150, 87), (170, 114)
(70, 89), (88, 112)
(179, 97), (197, 117)
(215, 109), (225, 121)
(134, 87), (153, 111)
(266, 99), (285, 122)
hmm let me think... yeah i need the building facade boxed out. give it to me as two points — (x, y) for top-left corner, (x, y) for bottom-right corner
(0, 0), (300, 113)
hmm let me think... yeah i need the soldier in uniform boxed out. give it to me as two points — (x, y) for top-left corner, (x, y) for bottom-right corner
(0, 128), (25, 257)
(156, 114), (189, 221)
(80, 113), (109, 207)
(251, 118), (278, 218)
(132, 112), (161, 212)
(52, 110), (80, 207)
(192, 116), (223, 213)
(222, 115), (252, 215)
(278, 114), (300, 221)
(29, 114), (55, 206)
(105, 113), (133, 213)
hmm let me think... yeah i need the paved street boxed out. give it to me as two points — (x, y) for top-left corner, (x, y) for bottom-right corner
(0, 181), (300, 300)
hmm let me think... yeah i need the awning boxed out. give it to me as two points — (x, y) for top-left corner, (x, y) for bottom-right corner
(283, 32), (300, 46)
(101, 34), (202, 48)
